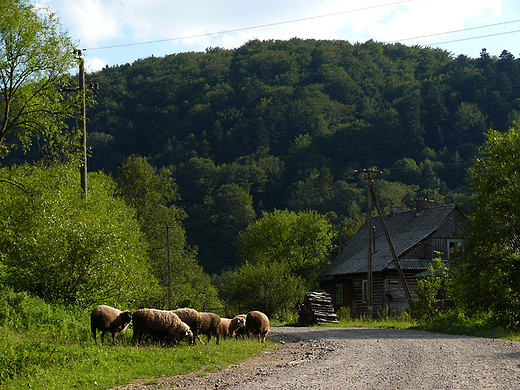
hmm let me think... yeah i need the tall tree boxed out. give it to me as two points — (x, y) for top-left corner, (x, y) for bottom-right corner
(451, 124), (520, 327)
(0, 0), (77, 159)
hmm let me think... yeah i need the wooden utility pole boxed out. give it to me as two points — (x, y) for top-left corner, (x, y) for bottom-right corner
(369, 184), (414, 310)
(78, 51), (87, 199)
(357, 169), (414, 312)
(166, 225), (172, 310)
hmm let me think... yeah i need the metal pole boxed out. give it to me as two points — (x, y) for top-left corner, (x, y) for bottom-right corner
(166, 225), (172, 310)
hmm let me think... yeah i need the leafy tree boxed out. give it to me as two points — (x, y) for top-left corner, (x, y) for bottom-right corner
(236, 209), (335, 289)
(0, 0), (77, 159)
(451, 125), (520, 328)
(227, 262), (304, 317)
(0, 164), (159, 307)
(115, 156), (220, 310)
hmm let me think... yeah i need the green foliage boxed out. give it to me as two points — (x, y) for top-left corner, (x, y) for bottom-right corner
(0, 291), (266, 389)
(237, 209), (335, 289)
(0, 0), (78, 160)
(115, 155), (221, 310)
(451, 124), (520, 328)
(413, 258), (453, 322)
(0, 164), (160, 307)
(227, 262), (304, 317)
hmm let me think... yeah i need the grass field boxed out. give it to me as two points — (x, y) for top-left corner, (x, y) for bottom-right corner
(2, 290), (519, 389)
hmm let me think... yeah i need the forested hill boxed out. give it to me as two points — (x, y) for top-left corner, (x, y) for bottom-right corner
(82, 38), (518, 274)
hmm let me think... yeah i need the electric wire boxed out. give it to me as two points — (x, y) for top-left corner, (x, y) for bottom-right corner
(83, 0), (413, 51)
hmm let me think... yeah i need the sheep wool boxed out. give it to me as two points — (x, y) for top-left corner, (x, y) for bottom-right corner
(172, 308), (203, 345)
(132, 308), (193, 345)
(198, 312), (222, 345)
(90, 305), (132, 345)
(245, 310), (270, 342)
(228, 314), (247, 338)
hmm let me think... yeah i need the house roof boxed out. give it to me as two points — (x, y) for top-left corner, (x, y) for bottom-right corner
(324, 204), (463, 276)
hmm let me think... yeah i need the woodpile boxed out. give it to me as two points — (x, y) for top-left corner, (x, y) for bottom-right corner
(298, 292), (338, 324)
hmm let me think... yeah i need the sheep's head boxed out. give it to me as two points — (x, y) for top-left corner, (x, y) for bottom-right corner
(184, 329), (194, 345)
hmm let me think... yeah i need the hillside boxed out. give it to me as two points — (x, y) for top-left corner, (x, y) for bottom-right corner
(67, 39), (519, 273)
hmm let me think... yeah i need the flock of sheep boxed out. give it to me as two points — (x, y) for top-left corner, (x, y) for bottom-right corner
(90, 305), (270, 346)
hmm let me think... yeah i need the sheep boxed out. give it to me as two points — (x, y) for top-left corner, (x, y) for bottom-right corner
(198, 312), (222, 345)
(219, 318), (231, 339)
(245, 310), (270, 342)
(132, 308), (193, 345)
(90, 305), (132, 345)
(172, 308), (203, 345)
(228, 314), (247, 339)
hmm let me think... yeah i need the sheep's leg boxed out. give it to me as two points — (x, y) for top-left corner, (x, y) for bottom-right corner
(100, 331), (106, 344)
(92, 330), (97, 345)
(111, 331), (116, 345)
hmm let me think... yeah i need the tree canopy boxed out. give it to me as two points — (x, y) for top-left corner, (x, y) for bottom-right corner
(451, 124), (520, 327)
(0, 0), (78, 160)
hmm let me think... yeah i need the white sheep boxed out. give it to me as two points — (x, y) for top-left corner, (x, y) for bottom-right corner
(90, 304), (132, 345)
(228, 314), (247, 339)
(132, 308), (193, 345)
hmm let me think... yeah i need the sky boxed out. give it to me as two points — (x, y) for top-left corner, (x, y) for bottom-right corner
(37, 0), (520, 73)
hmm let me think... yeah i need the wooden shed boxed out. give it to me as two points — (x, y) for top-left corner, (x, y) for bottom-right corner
(323, 200), (467, 316)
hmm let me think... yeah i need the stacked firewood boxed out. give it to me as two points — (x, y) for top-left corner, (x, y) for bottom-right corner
(298, 292), (338, 324)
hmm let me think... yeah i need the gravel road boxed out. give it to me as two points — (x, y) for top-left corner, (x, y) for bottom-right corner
(117, 326), (520, 390)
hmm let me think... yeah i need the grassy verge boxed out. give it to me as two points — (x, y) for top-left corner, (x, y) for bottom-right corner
(2, 291), (520, 389)
(0, 291), (268, 390)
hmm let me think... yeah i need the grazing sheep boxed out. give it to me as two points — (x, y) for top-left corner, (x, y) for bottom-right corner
(198, 312), (222, 345)
(172, 308), (203, 345)
(228, 314), (247, 339)
(90, 305), (132, 345)
(132, 308), (193, 345)
(245, 310), (270, 342)
(219, 318), (231, 339)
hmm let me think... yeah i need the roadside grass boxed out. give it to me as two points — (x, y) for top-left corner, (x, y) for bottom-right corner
(2, 290), (520, 389)
(0, 291), (268, 390)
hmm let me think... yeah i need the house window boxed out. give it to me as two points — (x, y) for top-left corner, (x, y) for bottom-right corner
(335, 284), (344, 304)
(362, 280), (368, 303)
(447, 239), (462, 258)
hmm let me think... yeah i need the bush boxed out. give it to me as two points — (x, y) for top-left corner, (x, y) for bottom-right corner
(0, 164), (161, 307)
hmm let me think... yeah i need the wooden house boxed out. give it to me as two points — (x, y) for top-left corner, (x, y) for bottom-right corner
(323, 200), (467, 316)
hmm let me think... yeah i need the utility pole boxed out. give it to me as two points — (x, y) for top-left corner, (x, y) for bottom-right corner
(357, 169), (379, 317)
(78, 50), (87, 199)
(357, 168), (415, 313)
(166, 225), (172, 310)
(64, 50), (88, 199)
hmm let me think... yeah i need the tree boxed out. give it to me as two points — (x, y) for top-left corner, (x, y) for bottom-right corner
(237, 209), (335, 289)
(0, 0), (78, 159)
(0, 164), (159, 307)
(451, 125), (520, 327)
(116, 156), (220, 310)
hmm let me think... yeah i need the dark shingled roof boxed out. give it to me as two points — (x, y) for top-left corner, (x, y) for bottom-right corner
(324, 204), (459, 276)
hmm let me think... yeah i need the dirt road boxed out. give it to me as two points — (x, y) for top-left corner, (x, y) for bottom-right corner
(117, 326), (520, 389)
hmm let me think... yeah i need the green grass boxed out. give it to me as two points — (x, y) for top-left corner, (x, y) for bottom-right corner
(2, 290), (520, 389)
(0, 291), (268, 389)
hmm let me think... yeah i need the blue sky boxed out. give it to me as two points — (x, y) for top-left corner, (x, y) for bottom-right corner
(38, 0), (520, 72)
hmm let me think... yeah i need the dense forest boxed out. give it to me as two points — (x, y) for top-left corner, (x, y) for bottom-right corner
(10, 38), (519, 275)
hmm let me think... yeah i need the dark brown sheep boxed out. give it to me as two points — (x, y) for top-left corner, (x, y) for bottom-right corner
(132, 308), (193, 345)
(198, 312), (222, 345)
(90, 305), (132, 345)
(245, 310), (270, 342)
(228, 314), (247, 339)
(172, 308), (203, 345)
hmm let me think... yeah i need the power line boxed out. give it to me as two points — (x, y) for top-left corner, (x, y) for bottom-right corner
(83, 0), (413, 51)
(428, 29), (520, 47)
(388, 19), (520, 44)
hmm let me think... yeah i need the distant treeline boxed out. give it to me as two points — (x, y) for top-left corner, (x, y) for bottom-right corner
(11, 38), (519, 274)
